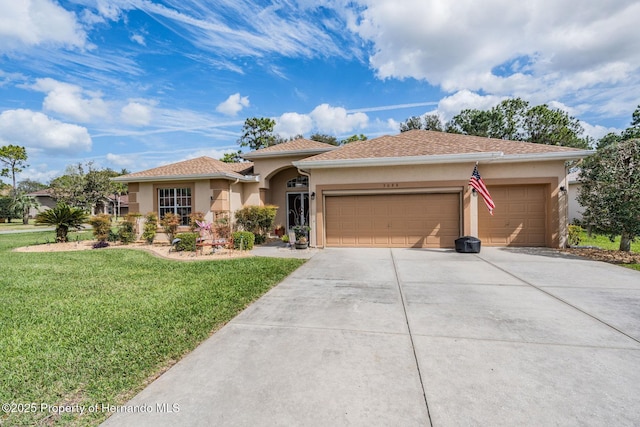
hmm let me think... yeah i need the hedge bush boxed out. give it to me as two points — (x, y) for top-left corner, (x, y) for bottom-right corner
(232, 231), (255, 250)
(89, 214), (112, 242)
(175, 232), (199, 252)
(235, 205), (277, 244)
(118, 220), (136, 244)
(142, 212), (158, 244)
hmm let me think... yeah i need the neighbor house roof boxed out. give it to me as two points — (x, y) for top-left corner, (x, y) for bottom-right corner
(112, 156), (257, 183)
(242, 138), (336, 159)
(295, 130), (594, 168)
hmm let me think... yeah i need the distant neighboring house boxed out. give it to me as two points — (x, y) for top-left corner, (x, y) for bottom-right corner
(106, 194), (129, 217)
(114, 131), (594, 248)
(27, 189), (57, 217)
(567, 170), (583, 224)
(28, 190), (130, 218)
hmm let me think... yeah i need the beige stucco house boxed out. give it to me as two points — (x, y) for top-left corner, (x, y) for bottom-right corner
(114, 130), (593, 248)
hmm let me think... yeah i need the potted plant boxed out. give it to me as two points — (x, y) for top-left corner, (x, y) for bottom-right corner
(274, 224), (285, 237)
(295, 236), (308, 249)
(292, 225), (310, 249)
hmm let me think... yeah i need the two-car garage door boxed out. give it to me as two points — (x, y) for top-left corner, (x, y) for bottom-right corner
(324, 184), (548, 248)
(325, 193), (461, 248)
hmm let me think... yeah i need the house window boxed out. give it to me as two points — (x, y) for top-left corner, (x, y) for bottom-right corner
(158, 188), (192, 225)
(287, 176), (309, 188)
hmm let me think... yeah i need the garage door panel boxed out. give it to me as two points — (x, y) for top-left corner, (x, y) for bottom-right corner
(325, 193), (460, 248)
(479, 185), (547, 247)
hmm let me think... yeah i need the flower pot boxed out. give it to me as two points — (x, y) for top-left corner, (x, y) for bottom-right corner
(295, 242), (308, 249)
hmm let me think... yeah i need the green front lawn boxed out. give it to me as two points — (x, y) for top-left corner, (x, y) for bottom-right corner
(577, 230), (640, 252)
(576, 229), (640, 270)
(0, 231), (305, 426)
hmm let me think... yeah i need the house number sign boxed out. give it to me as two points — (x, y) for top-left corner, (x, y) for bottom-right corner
(382, 183), (399, 188)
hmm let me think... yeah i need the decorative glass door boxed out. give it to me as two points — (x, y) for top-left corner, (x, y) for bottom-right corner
(287, 192), (309, 230)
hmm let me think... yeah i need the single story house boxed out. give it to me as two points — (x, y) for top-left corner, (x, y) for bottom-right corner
(114, 130), (593, 248)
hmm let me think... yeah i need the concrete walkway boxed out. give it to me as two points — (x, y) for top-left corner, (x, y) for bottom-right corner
(102, 247), (640, 426)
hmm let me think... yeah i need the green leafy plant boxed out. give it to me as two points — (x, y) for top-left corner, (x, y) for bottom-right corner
(292, 225), (310, 242)
(142, 212), (158, 244)
(281, 234), (289, 243)
(175, 232), (199, 251)
(118, 219), (136, 244)
(235, 205), (277, 244)
(568, 225), (582, 247)
(232, 231), (255, 250)
(35, 203), (89, 242)
(160, 212), (181, 242)
(88, 213), (112, 242)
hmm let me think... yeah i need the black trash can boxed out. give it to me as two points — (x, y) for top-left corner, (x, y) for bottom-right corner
(455, 236), (481, 253)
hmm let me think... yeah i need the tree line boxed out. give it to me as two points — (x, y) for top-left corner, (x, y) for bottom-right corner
(0, 145), (128, 223)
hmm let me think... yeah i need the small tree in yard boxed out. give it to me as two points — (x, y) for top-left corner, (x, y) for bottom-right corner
(89, 214), (112, 242)
(36, 203), (89, 243)
(160, 212), (181, 242)
(577, 139), (640, 251)
(142, 212), (158, 244)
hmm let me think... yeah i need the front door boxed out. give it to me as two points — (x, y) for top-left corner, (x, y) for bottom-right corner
(287, 192), (309, 230)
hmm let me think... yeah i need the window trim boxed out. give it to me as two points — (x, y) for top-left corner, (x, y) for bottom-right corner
(153, 182), (195, 226)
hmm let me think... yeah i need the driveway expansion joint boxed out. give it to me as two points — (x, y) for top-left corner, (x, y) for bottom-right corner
(390, 248), (433, 427)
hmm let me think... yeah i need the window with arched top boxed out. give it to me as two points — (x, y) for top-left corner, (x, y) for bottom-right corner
(287, 176), (309, 188)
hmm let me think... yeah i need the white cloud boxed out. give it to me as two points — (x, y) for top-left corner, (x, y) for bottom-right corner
(29, 78), (109, 122)
(130, 34), (146, 46)
(106, 153), (136, 169)
(0, 109), (92, 154)
(580, 121), (619, 141)
(275, 104), (369, 137)
(0, 0), (87, 51)
(310, 104), (368, 134)
(275, 112), (313, 137)
(121, 101), (154, 126)
(216, 93), (250, 116)
(350, 0), (640, 104)
(437, 90), (503, 121)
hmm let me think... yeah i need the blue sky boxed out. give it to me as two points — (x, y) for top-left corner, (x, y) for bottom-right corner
(1, 0), (639, 183)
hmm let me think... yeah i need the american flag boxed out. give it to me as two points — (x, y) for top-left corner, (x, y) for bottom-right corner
(469, 164), (495, 215)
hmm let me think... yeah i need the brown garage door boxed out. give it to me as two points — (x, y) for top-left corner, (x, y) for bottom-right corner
(325, 193), (460, 248)
(478, 185), (546, 246)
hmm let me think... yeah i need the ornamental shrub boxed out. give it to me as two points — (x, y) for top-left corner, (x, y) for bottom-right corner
(118, 219), (136, 244)
(234, 205), (277, 244)
(89, 214), (112, 242)
(160, 212), (181, 242)
(232, 231), (255, 250)
(175, 232), (199, 251)
(142, 212), (158, 244)
(568, 225), (582, 247)
(189, 211), (206, 231)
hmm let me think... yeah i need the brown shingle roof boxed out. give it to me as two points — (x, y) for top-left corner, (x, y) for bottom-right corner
(242, 138), (335, 158)
(115, 156), (255, 181)
(300, 130), (585, 163)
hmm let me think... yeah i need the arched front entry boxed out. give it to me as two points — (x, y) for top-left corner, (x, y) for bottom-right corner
(266, 167), (309, 231)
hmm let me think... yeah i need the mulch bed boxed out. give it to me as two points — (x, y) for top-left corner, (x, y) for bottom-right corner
(562, 247), (640, 264)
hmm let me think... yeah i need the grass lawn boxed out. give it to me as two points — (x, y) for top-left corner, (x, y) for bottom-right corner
(0, 231), (305, 426)
(577, 229), (640, 270)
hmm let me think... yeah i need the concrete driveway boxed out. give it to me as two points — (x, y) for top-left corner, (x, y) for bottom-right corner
(102, 247), (640, 426)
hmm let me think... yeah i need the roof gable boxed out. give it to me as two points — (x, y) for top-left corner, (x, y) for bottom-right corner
(114, 156), (255, 182)
(242, 138), (336, 159)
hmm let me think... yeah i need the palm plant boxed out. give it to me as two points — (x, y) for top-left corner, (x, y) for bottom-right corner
(9, 194), (40, 225)
(35, 203), (89, 242)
